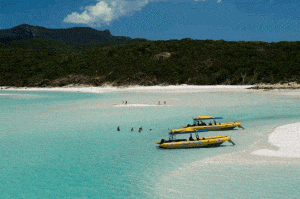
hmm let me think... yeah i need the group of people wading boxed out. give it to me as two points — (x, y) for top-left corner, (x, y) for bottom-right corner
(117, 126), (145, 132)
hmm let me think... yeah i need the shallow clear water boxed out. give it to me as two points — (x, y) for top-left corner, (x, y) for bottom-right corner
(1, 90), (300, 198)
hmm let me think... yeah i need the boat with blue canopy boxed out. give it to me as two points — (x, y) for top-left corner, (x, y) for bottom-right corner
(171, 116), (244, 134)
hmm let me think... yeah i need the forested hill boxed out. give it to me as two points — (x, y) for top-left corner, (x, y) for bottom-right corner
(0, 24), (148, 51)
(0, 26), (300, 87)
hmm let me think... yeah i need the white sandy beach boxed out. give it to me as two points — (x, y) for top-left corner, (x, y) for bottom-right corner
(0, 85), (253, 93)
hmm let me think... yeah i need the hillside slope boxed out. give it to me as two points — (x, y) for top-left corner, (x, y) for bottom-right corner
(1, 38), (300, 87)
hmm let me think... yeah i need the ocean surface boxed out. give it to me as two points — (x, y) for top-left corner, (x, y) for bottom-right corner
(1, 89), (300, 198)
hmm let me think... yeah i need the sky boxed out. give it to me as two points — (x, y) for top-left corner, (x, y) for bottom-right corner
(1, 0), (300, 42)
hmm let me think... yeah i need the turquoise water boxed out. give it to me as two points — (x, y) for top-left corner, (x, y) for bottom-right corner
(1, 90), (300, 198)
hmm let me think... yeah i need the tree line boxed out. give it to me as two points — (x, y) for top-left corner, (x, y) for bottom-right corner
(1, 38), (300, 87)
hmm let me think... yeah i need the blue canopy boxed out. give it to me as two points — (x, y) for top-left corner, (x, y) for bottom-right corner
(193, 116), (223, 120)
(169, 129), (208, 135)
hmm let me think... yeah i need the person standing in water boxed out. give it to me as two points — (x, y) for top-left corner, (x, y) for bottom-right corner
(117, 126), (120, 131)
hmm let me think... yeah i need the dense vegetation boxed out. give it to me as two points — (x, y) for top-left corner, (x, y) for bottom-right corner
(1, 25), (300, 87)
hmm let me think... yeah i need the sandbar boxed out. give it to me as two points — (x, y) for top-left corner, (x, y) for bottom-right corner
(252, 122), (300, 158)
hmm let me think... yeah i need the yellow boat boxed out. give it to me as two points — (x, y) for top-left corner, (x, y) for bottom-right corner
(157, 130), (235, 149)
(171, 116), (243, 134)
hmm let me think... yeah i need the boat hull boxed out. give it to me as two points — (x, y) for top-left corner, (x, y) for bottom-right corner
(157, 136), (232, 149)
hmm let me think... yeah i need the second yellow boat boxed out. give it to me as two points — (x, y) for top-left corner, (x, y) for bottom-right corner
(171, 116), (243, 134)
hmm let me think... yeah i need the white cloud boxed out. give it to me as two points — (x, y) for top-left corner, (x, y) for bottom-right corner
(63, 0), (161, 27)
